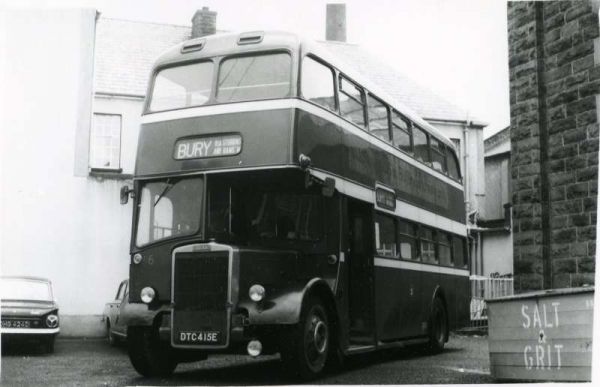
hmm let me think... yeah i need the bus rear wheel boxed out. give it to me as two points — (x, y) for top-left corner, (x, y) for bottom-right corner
(280, 296), (330, 380)
(428, 297), (448, 353)
(127, 326), (177, 377)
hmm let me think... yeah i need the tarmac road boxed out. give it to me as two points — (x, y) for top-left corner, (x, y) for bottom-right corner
(1, 334), (494, 386)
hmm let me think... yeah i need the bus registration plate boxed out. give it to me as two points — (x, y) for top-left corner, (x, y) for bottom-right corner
(178, 330), (221, 344)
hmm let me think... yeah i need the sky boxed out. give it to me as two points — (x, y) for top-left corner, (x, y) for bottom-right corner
(2, 0), (510, 137)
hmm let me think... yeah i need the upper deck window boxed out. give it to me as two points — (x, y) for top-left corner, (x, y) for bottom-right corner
(368, 95), (390, 142)
(430, 137), (447, 173)
(391, 111), (412, 154)
(339, 76), (366, 127)
(217, 53), (292, 103)
(301, 56), (335, 111)
(447, 147), (461, 180)
(413, 125), (430, 164)
(149, 62), (213, 112)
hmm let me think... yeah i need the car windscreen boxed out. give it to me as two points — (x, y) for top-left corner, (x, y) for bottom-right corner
(216, 52), (292, 103)
(0, 279), (52, 301)
(135, 177), (204, 247)
(149, 61), (213, 112)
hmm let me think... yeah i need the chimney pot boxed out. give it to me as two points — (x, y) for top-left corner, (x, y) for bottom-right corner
(326, 3), (346, 42)
(192, 7), (217, 38)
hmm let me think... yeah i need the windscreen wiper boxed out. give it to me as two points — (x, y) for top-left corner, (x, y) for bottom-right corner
(154, 179), (174, 207)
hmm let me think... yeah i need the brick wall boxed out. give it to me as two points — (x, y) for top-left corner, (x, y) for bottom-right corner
(508, 1), (599, 292)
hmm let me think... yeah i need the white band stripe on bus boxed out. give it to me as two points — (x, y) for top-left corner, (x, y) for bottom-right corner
(141, 99), (464, 190)
(374, 257), (469, 277)
(308, 168), (467, 236)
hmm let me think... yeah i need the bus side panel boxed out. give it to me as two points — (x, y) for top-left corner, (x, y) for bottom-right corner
(136, 109), (294, 176)
(374, 265), (424, 340)
(294, 109), (465, 224)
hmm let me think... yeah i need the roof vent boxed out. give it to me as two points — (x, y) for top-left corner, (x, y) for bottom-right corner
(237, 31), (264, 45)
(181, 38), (206, 53)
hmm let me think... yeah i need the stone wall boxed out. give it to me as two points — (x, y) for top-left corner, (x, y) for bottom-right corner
(508, 1), (599, 292)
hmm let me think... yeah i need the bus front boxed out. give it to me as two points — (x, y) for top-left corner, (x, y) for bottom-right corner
(123, 32), (340, 379)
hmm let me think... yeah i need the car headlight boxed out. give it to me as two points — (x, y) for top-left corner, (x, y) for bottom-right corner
(140, 287), (156, 304)
(249, 284), (265, 302)
(46, 314), (59, 328)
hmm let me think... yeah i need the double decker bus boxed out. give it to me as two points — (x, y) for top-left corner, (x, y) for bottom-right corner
(121, 31), (470, 379)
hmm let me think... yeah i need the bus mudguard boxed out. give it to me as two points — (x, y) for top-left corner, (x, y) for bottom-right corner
(120, 302), (168, 327)
(239, 277), (337, 325)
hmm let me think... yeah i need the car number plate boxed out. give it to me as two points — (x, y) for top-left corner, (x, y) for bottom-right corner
(178, 330), (221, 344)
(1, 320), (31, 328)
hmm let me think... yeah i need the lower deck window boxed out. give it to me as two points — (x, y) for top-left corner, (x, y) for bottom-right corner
(398, 220), (417, 260)
(374, 214), (397, 258)
(420, 227), (437, 264)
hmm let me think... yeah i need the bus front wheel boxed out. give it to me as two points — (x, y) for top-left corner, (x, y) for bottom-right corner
(428, 297), (448, 353)
(128, 326), (177, 377)
(280, 296), (330, 380)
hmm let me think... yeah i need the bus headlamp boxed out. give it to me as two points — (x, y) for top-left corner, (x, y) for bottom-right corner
(249, 284), (265, 302)
(46, 314), (59, 328)
(133, 253), (143, 264)
(141, 287), (156, 304)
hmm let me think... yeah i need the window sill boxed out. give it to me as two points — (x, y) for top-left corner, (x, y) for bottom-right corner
(89, 168), (133, 180)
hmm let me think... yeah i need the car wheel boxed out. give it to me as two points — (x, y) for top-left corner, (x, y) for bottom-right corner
(106, 321), (118, 346)
(280, 296), (330, 380)
(127, 326), (177, 377)
(428, 297), (448, 353)
(45, 336), (55, 353)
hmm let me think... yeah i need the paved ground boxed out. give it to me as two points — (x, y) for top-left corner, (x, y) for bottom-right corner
(1, 334), (494, 386)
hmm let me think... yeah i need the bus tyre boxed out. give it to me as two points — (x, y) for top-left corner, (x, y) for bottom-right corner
(127, 326), (177, 377)
(428, 297), (448, 353)
(280, 296), (330, 380)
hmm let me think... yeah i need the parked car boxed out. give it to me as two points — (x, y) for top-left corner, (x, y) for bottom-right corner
(0, 276), (60, 353)
(102, 279), (128, 345)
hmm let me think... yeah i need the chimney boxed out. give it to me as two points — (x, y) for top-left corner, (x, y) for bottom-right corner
(191, 7), (217, 38)
(326, 3), (346, 42)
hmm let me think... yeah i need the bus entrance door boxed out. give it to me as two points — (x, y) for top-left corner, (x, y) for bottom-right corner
(347, 200), (375, 346)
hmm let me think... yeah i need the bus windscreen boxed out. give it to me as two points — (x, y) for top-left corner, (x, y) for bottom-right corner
(149, 62), (213, 112)
(136, 177), (204, 246)
(217, 53), (292, 103)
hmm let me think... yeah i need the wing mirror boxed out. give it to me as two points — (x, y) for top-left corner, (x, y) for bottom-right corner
(120, 185), (134, 205)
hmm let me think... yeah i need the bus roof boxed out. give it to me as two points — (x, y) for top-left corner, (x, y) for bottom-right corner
(150, 30), (457, 151)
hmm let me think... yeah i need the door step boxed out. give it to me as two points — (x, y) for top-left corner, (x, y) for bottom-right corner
(347, 344), (376, 354)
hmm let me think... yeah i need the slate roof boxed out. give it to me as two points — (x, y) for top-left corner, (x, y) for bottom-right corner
(319, 41), (474, 123)
(94, 18), (476, 123)
(94, 18), (191, 96)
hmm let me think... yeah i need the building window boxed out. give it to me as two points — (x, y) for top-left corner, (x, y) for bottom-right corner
(90, 113), (121, 170)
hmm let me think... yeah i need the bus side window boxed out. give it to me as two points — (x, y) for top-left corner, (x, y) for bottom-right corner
(419, 226), (436, 264)
(430, 137), (447, 174)
(339, 76), (366, 128)
(452, 235), (467, 268)
(391, 111), (412, 154)
(398, 219), (417, 260)
(367, 94), (390, 142)
(301, 56), (336, 112)
(437, 231), (452, 266)
(446, 146), (461, 181)
(374, 213), (397, 258)
(413, 125), (430, 165)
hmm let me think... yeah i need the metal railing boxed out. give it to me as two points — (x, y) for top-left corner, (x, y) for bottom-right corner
(470, 275), (514, 327)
